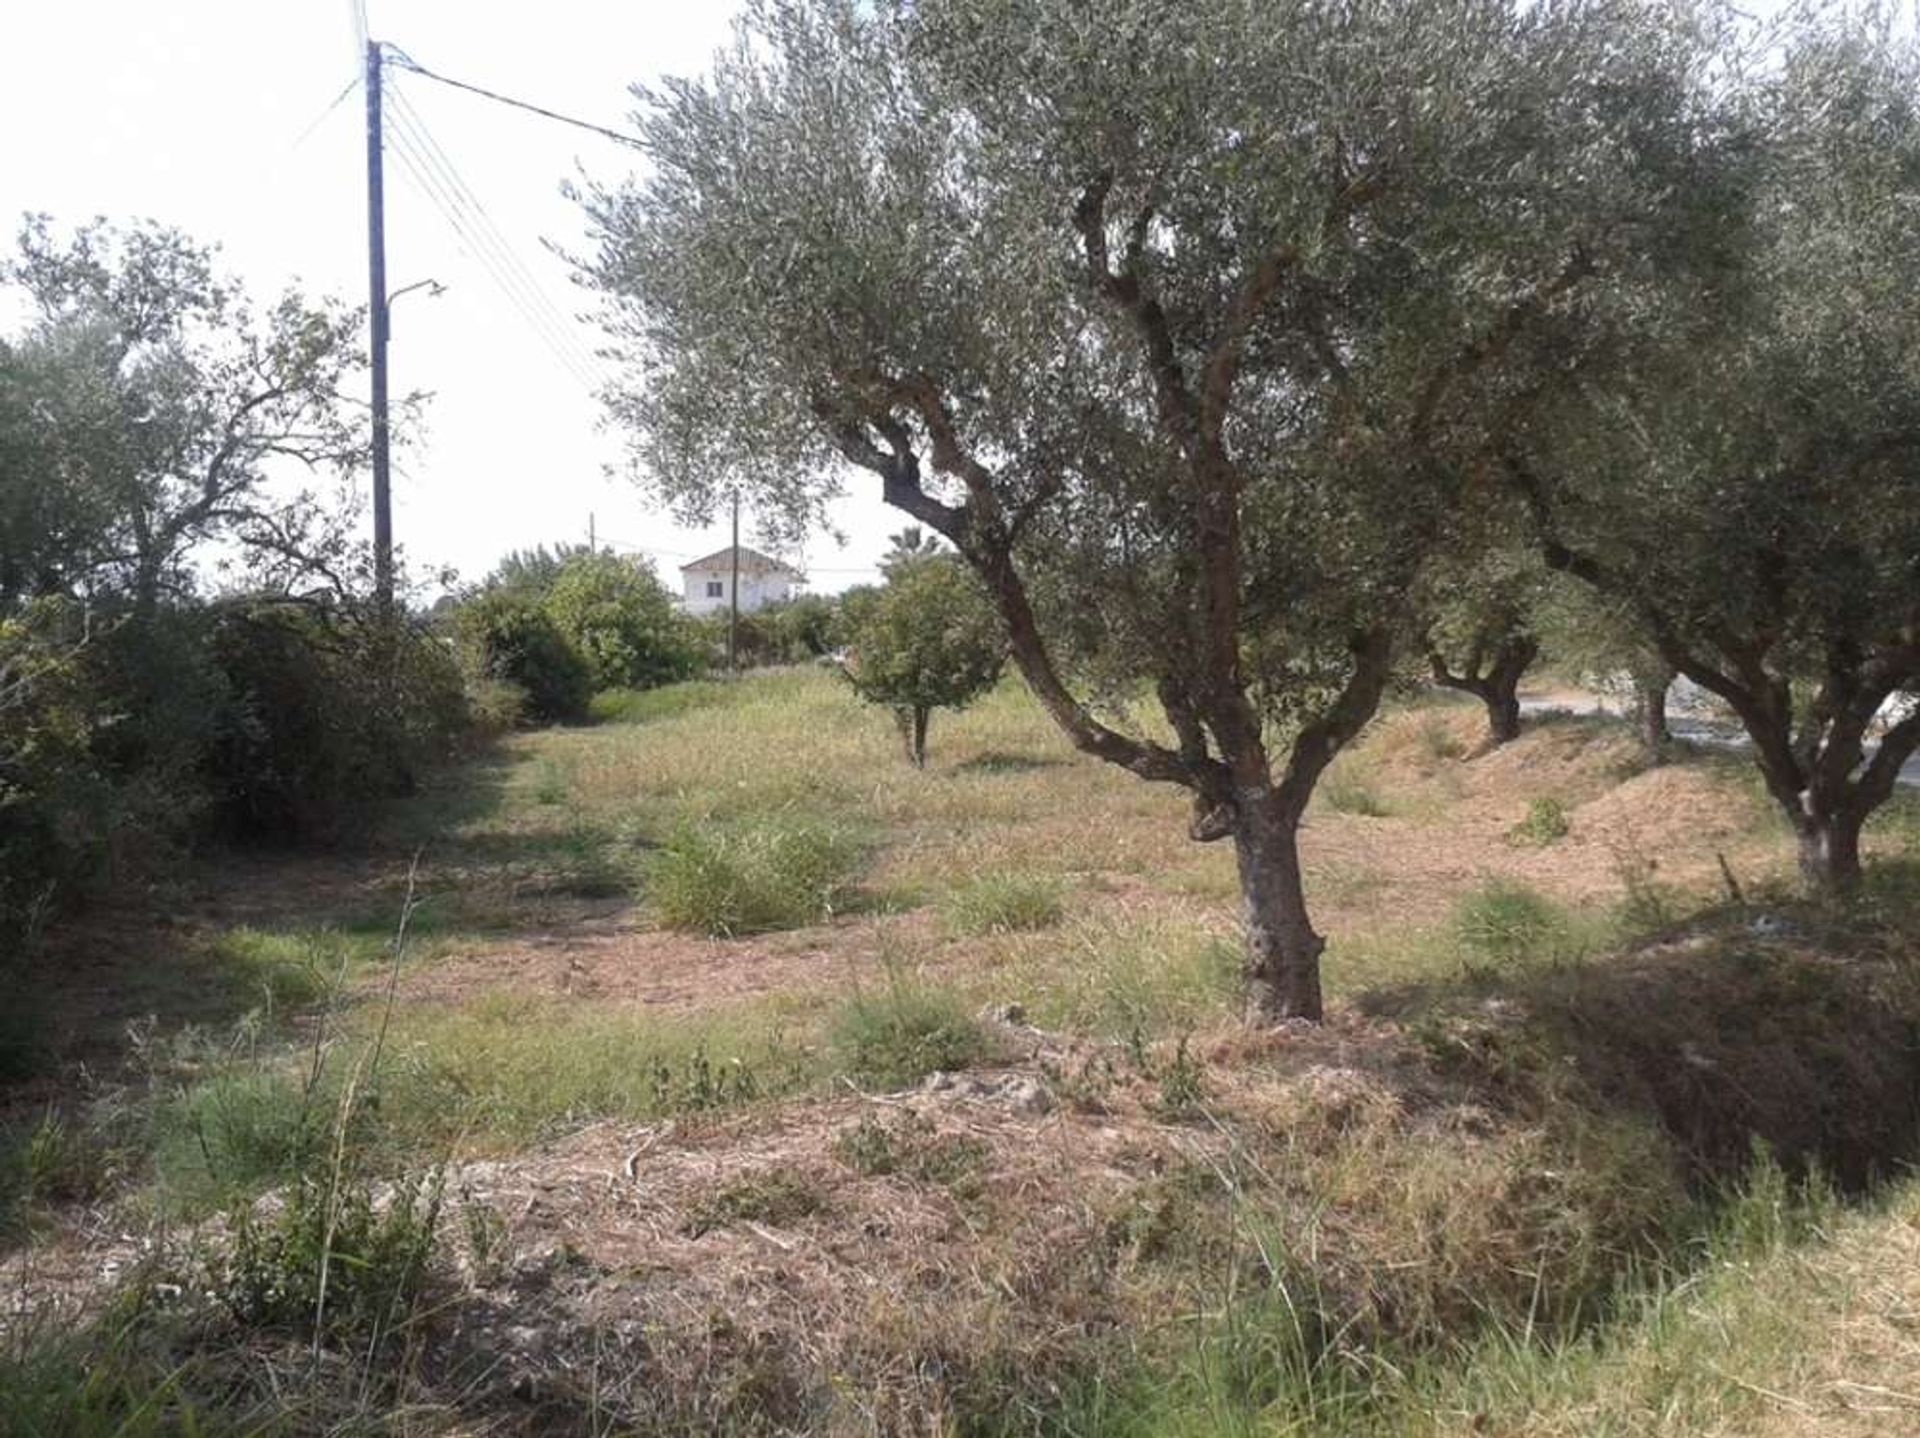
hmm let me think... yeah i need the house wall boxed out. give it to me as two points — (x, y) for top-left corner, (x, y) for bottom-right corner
(681, 567), (796, 616)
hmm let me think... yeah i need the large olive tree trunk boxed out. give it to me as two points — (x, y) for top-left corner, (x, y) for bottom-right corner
(1232, 794), (1325, 1021)
(1795, 804), (1865, 892)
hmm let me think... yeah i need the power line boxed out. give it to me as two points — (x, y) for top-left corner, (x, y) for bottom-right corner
(385, 81), (612, 387)
(291, 72), (361, 150)
(383, 120), (595, 391)
(384, 49), (645, 149)
(384, 96), (599, 383)
(382, 94), (609, 392)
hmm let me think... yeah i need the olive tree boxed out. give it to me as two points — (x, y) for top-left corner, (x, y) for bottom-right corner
(842, 555), (1005, 767)
(1534, 578), (1677, 763)
(3, 216), (382, 613)
(577, 0), (1718, 1019)
(1511, 25), (1920, 890)
(1418, 546), (1549, 747)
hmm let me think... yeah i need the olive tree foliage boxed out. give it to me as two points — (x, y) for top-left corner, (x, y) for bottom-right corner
(0, 216), (387, 613)
(577, 0), (1722, 1020)
(841, 555), (1006, 767)
(1511, 22), (1920, 890)
(1416, 544), (1550, 747)
(1533, 577), (1677, 760)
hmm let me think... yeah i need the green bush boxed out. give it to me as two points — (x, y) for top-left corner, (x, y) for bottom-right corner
(0, 599), (117, 947)
(2, 596), (475, 951)
(645, 820), (863, 935)
(1509, 795), (1572, 847)
(217, 1166), (444, 1352)
(205, 603), (469, 840)
(1322, 765), (1390, 817)
(941, 873), (1065, 935)
(453, 588), (593, 724)
(542, 551), (702, 690)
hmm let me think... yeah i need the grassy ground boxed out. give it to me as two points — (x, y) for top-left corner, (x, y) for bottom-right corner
(4, 667), (1919, 1435)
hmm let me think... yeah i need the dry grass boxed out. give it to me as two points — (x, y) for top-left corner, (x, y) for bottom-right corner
(6, 668), (1920, 1434)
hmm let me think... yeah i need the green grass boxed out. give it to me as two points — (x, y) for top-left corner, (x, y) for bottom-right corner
(1007, 917), (1241, 1039)
(1321, 763), (1392, 817)
(1508, 795), (1572, 847)
(830, 971), (993, 1089)
(1452, 878), (1573, 971)
(939, 872), (1066, 936)
(644, 818), (865, 935)
(590, 678), (741, 726)
(18, 666), (1914, 1434)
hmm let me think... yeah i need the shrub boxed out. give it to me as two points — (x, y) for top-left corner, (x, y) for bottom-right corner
(1453, 878), (1569, 969)
(645, 820), (863, 935)
(452, 588), (593, 724)
(463, 675), (528, 736)
(763, 594), (838, 659)
(830, 974), (991, 1088)
(3, 597), (472, 946)
(204, 603), (470, 840)
(1322, 765), (1390, 817)
(217, 1166), (445, 1353)
(1509, 796), (1572, 847)
(542, 551), (702, 691)
(941, 873), (1065, 935)
(0, 600), (114, 948)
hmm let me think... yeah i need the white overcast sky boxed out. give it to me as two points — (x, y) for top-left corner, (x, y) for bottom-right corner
(0, 0), (895, 595)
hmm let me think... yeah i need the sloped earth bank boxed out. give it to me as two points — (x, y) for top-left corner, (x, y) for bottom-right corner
(9, 920), (1919, 1435)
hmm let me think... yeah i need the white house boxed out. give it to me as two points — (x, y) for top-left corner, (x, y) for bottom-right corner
(678, 546), (805, 616)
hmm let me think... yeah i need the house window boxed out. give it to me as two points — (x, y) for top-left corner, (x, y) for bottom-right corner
(706, 580), (724, 598)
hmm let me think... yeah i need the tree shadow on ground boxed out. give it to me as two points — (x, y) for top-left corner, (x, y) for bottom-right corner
(951, 750), (1068, 775)
(1351, 870), (1920, 1193)
(0, 751), (528, 1107)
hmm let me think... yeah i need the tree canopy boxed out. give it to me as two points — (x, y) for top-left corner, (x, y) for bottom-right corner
(841, 554), (1006, 767)
(1511, 23), (1920, 888)
(0, 217), (387, 612)
(577, 0), (1727, 1019)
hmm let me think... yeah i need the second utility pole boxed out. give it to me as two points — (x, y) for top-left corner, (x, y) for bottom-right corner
(728, 492), (740, 675)
(366, 38), (394, 616)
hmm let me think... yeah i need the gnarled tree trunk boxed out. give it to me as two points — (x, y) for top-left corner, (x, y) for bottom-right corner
(1794, 799), (1865, 893)
(1233, 795), (1324, 1021)
(1429, 634), (1538, 747)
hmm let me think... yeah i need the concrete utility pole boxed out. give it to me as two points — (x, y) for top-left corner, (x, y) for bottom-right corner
(365, 38), (393, 615)
(728, 492), (741, 675)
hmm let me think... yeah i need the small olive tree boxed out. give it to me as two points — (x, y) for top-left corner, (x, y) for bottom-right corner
(578, 0), (1719, 1019)
(841, 556), (1005, 766)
